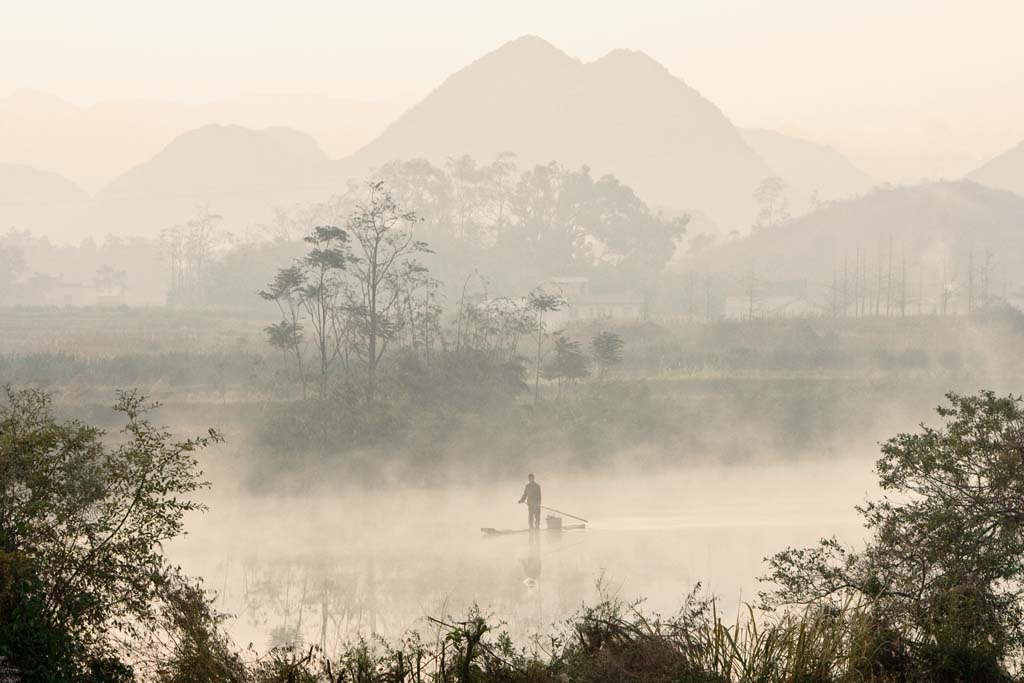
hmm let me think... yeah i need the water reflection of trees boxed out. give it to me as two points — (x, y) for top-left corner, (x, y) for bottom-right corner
(242, 557), (376, 653)
(235, 538), (590, 654)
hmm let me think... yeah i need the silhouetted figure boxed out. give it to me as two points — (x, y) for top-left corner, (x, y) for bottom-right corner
(518, 473), (542, 530)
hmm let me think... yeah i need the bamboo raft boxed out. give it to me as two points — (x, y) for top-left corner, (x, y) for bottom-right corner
(480, 523), (586, 536)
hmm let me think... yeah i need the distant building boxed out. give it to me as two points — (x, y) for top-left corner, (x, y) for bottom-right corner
(572, 295), (645, 320)
(41, 280), (84, 307)
(547, 276), (590, 299)
(22, 278), (124, 307)
(545, 276), (645, 324)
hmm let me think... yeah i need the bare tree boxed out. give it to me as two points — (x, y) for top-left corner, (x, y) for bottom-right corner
(161, 205), (223, 304)
(752, 176), (790, 231)
(745, 264), (760, 320)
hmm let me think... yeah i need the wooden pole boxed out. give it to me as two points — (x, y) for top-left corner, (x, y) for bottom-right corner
(539, 505), (589, 523)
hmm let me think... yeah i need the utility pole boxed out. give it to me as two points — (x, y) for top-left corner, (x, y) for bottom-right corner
(940, 259), (950, 316)
(687, 271), (695, 317)
(978, 249), (987, 309)
(900, 251), (906, 317)
(851, 248), (860, 317)
(861, 248), (868, 317)
(875, 242), (883, 316)
(827, 264), (835, 319)
(703, 274), (712, 321)
(968, 249), (975, 313)
(918, 266), (923, 316)
(746, 264), (758, 321)
(886, 235), (894, 316)
(842, 254), (849, 317)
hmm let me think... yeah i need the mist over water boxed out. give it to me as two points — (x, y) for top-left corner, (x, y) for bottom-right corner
(170, 458), (874, 650)
(7, 5), (1024, 678)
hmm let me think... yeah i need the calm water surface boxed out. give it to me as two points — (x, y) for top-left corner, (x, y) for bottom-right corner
(170, 459), (875, 653)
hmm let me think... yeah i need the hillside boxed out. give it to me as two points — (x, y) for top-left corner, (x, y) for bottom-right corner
(678, 181), (1024, 311)
(1, 39), (894, 240)
(0, 163), (90, 239)
(98, 124), (331, 199)
(345, 36), (772, 228)
(740, 128), (873, 212)
(968, 139), (1024, 196)
(91, 125), (344, 236)
(0, 89), (407, 192)
(0, 89), (201, 194)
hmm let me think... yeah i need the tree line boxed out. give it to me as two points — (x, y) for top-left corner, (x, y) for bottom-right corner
(257, 179), (627, 404)
(162, 156), (686, 310)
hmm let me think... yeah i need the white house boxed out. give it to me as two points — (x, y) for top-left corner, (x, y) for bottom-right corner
(544, 276), (645, 325)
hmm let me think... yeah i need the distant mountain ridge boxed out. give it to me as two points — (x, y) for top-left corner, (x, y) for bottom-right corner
(0, 88), (408, 192)
(0, 37), (970, 246)
(968, 140), (1024, 196)
(0, 163), (88, 203)
(88, 125), (345, 239)
(0, 163), (90, 236)
(344, 35), (773, 228)
(740, 128), (873, 212)
(680, 181), (1024, 309)
(98, 125), (331, 199)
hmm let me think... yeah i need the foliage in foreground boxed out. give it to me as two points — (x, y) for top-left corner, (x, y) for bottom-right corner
(762, 389), (1024, 681)
(6, 388), (1024, 682)
(146, 589), (1014, 683)
(0, 387), (221, 681)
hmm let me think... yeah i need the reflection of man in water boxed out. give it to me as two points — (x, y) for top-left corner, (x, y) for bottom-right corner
(521, 532), (542, 586)
(518, 473), (542, 530)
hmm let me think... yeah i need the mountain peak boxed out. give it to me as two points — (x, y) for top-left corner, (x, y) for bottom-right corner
(464, 34), (578, 75)
(495, 34), (571, 57)
(351, 36), (770, 226)
(98, 123), (331, 202)
(593, 48), (667, 73)
(160, 124), (327, 162)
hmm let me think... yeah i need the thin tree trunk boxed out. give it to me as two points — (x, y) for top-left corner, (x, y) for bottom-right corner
(533, 314), (543, 405)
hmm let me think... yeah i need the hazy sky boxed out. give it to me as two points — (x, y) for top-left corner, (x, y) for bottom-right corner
(3, 0), (1023, 180)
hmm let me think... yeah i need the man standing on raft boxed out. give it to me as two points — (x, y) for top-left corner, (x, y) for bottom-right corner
(518, 473), (542, 530)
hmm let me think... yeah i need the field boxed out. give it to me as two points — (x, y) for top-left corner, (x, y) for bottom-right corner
(4, 305), (1022, 480)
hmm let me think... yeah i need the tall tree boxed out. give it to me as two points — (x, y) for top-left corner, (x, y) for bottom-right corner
(591, 331), (625, 381)
(543, 334), (591, 398)
(299, 225), (350, 399)
(346, 181), (431, 402)
(527, 289), (566, 405)
(260, 265), (309, 398)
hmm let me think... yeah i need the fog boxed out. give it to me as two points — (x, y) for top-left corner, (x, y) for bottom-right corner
(5, 5), (1024, 679)
(169, 460), (874, 650)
